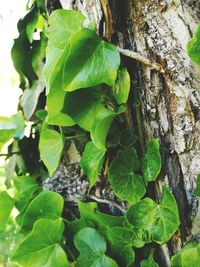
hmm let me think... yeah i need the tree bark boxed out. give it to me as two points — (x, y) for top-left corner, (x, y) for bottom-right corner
(59, 0), (200, 265)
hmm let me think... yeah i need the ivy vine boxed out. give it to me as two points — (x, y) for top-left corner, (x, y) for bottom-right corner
(0, 1), (199, 266)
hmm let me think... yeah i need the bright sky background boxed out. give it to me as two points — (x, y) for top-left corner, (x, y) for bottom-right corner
(0, 0), (27, 117)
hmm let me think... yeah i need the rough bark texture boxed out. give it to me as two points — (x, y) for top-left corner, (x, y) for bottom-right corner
(59, 0), (200, 265)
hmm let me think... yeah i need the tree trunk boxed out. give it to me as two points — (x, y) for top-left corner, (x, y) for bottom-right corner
(59, 0), (200, 265)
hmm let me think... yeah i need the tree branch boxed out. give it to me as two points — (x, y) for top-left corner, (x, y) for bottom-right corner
(118, 47), (165, 73)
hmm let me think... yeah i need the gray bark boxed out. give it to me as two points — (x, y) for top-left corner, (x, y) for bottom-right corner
(59, 0), (200, 265)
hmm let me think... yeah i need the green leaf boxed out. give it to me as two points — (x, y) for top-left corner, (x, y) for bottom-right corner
(62, 28), (120, 91)
(107, 227), (135, 267)
(171, 242), (200, 267)
(108, 148), (146, 204)
(12, 219), (69, 267)
(20, 80), (45, 120)
(62, 87), (105, 131)
(81, 141), (105, 188)
(0, 117), (17, 151)
(0, 191), (14, 230)
(43, 10), (85, 94)
(10, 111), (25, 140)
(194, 173), (200, 197)
(25, 4), (39, 43)
(14, 175), (40, 211)
(140, 259), (159, 267)
(74, 227), (118, 267)
(126, 186), (180, 244)
(187, 24), (200, 65)
(39, 129), (64, 175)
(11, 31), (36, 88)
(142, 139), (161, 184)
(78, 201), (126, 231)
(43, 10), (84, 126)
(113, 68), (130, 104)
(19, 191), (64, 230)
(91, 108), (120, 150)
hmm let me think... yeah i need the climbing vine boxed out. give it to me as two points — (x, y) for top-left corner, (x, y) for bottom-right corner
(0, 1), (199, 266)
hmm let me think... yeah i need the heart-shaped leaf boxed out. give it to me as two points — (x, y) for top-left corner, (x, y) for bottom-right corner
(171, 242), (200, 267)
(140, 258), (159, 267)
(0, 191), (14, 230)
(108, 148), (146, 204)
(126, 186), (180, 244)
(12, 219), (69, 267)
(81, 141), (105, 188)
(18, 191), (64, 230)
(113, 68), (130, 105)
(74, 227), (118, 267)
(142, 139), (161, 184)
(107, 227), (135, 267)
(39, 129), (64, 175)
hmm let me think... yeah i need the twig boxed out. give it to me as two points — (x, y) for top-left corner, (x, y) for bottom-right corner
(118, 47), (165, 74)
(0, 151), (20, 157)
(87, 195), (126, 214)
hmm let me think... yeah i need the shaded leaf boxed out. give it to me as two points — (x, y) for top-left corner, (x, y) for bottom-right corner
(108, 148), (145, 204)
(81, 141), (105, 188)
(62, 87), (105, 131)
(12, 219), (69, 267)
(194, 173), (200, 197)
(107, 227), (135, 267)
(91, 108), (122, 150)
(140, 259), (159, 267)
(142, 139), (161, 184)
(74, 227), (118, 267)
(20, 80), (45, 120)
(0, 191), (14, 230)
(39, 129), (64, 174)
(126, 186), (180, 244)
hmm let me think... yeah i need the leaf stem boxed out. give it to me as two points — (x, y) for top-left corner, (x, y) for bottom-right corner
(65, 134), (87, 140)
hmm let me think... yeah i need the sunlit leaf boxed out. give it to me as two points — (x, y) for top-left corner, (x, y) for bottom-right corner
(12, 219), (69, 267)
(39, 129), (64, 174)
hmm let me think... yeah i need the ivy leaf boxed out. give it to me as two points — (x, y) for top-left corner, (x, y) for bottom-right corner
(25, 4), (39, 43)
(187, 24), (200, 65)
(12, 219), (69, 267)
(74, 227), (118, 267)
(81, 141), (105, 188)
(107, 227), (135, 267)
(0, 117), (17, 151)
(43, 10), (84, 125)
(140, 259), (159, 267)
(126, 186), (180, 244)
(18, 191), (64, 230)
(108, 148), (146, 204)
(0, 191), (14, 230)
(14, 175), (40, 211)
(62, 28), (120, 91)
(43, 10), (85, 94)
(39, 129), (64, 175)
(20, 80), (45, 120)
(11, 29), (36, 88)
(171, 242), (200, 267)
(194, 173), (200, 197)
(113, 68), (131, 104)
(142, 139), (161, 184)
(62, 87), (105, 131)
(91, 108), (123, 150)
(10, 111), (25, 140)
